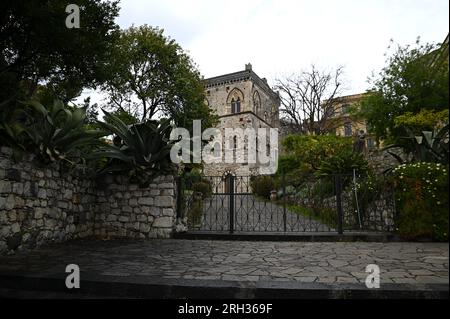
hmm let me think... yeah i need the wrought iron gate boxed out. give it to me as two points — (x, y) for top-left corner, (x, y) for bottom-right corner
(177, 173), (396, 234)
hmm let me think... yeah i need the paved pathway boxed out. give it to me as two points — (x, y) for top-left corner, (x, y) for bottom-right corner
(197, 195), (333, 232)
(0, 239), (447, 286)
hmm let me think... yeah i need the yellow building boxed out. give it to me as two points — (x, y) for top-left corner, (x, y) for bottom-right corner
(327, 92), (377, 150)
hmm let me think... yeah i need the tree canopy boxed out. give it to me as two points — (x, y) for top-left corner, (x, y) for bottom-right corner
(102, 25), (217, 130)
(359, 38), (449, 144)
(0, 0), (120, 104)
(279, 134), (369, 177)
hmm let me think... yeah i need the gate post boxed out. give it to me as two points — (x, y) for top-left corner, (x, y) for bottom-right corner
(228, 174), (235, 234)
(335, 175), (344, 235)
(176, 175), (183, 219)
(282, 174), (287, 232)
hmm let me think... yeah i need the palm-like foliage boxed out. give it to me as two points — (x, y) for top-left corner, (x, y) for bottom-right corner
(315, 150), (369, 178)
(92, 109), (174, 187)
(24, 99), (106, 164)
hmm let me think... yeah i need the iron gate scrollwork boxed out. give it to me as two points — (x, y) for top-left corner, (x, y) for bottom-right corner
(178, 173), (396, 234)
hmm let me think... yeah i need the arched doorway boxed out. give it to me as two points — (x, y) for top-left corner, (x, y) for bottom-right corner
(223, 171), (235, 194)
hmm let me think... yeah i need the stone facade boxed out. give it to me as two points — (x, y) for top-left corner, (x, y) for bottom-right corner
(0, 147), (176, 255)
(203, 63), (280, 177)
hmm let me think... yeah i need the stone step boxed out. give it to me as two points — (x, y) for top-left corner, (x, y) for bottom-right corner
(0, 273), (447, 299)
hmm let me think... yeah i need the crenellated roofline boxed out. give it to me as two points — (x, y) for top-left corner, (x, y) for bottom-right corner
(204, 66), (279, 101)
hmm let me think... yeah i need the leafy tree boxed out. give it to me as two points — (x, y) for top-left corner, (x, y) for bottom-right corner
(282, 134), (352, 171)
(394, 109), (448, 134)
(277, 154), (303, 175)
(0, 101), (28, 159)
(102, 25), (217, 130)
(0, 0), (120, 103)
(359, 38), (449, 144)
(105, 109), (140, 126)
(0, 0), (119, 149)
(386, 109), (449, 165)
(85, 105), (140, 130)
(84, 99), (100, 125)
(280, 134), (369, 176)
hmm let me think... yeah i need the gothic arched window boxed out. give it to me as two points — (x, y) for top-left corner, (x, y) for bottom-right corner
(253, 91), (261, 114)
(344, 122), (352, 137)
(227, 88), (244, 114)
(231, 98), (241, 114)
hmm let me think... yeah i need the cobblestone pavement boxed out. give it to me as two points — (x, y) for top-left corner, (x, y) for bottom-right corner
(0, 239), (448, 286)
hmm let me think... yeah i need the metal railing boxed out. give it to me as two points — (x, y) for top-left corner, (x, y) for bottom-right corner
(177, 173), (396, 234)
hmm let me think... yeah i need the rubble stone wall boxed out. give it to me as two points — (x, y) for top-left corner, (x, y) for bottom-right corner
(0, 147), (176, 255)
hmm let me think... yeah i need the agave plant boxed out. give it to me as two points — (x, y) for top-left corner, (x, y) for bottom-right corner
(384, 124), (449, 165)
(92, 109), (175, 187)
(23, 99), (106, 165)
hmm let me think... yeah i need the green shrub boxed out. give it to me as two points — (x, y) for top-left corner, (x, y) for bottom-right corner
(192, 180), (212, 199)
(310, 178), (335, 199)
(320, 207), (337, 228)
(293, 178), (334, 203)
(250, 175), (278, 199)
(184, 171), (202, 189)
(280, 134), (369, 180)
(0, 102), (27, 160)
(282, 134), (352, 173)
(187, 195), (203, 229)
(315, 150), (370, 177)
(277, 155), (302, 175)
(392, 162), (449, 241)
(289, 178), (336, 226)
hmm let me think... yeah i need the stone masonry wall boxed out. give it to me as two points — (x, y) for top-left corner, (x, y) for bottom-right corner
(0, 147), (176, 255)
(367, 147), (409, 175)
(0, 147), (96, 254)
(94, 174), (176, 239)
(321, 191), (395, 232)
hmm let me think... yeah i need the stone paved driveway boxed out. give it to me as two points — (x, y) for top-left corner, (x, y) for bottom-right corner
(0, 239), (448, 286)
(199, 195), (333, 232)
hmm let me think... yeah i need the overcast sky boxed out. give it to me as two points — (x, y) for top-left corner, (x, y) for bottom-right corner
(80, 0), (449, 103)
